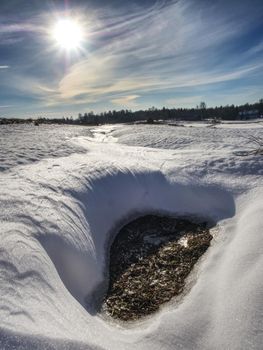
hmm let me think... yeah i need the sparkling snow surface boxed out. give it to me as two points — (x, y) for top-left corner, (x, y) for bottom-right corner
(0, 121), (263, 349)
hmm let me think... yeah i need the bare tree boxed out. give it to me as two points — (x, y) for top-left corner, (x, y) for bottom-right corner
(199, 101), (207, 119)
(199, 101), (206, 110)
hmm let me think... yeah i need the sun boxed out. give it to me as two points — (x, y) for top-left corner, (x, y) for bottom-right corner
(52, 18), (84, 50)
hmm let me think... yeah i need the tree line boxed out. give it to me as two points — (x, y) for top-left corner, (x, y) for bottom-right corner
(1, 99), (262, 126)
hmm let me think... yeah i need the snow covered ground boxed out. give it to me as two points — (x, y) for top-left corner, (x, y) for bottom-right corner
(0, 121), (262, 349)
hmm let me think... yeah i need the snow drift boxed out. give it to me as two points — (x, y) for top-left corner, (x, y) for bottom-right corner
(38, 168), (236, 307)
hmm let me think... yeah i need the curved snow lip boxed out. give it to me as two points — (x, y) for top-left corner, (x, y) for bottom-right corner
(37, 169), (236, 317)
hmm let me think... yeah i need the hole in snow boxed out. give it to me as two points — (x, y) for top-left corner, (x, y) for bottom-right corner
(100, 214), (213, 321)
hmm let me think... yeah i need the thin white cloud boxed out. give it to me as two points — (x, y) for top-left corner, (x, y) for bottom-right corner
(49, 0), (263, 107)
(2, 0), (262, 111)
(111, 94), (140, 107)
(0, 66), (9, 69)
(0, 23), (42, 34)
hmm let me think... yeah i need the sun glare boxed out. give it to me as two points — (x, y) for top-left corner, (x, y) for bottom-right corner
(52, 18), (84, 50)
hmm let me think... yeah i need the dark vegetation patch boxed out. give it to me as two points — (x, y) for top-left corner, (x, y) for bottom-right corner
(102, 215), (213, 321)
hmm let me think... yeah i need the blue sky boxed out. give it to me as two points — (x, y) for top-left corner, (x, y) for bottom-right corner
(0, 0), (263, 118)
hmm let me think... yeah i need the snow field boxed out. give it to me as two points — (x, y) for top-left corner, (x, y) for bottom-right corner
(0, 122), (262, 349)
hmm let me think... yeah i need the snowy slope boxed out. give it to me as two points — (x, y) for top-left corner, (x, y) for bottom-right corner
(0, 122), (262, 349)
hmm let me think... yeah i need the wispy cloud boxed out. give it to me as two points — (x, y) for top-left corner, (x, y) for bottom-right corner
(47, 0), (263, 107)
(0, 23), (40, 34)
(111, 94), (140, 107)
(1, 0), (263, 112)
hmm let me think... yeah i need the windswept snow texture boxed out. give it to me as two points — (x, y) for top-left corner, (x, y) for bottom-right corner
(0, 121), (263, 350)
(0, 124), (92, 172)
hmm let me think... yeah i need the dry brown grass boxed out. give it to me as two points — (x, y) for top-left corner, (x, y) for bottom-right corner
(102, 215), (212, 321)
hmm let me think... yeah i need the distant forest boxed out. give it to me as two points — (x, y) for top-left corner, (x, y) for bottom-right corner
(1, 99), (263, 125)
